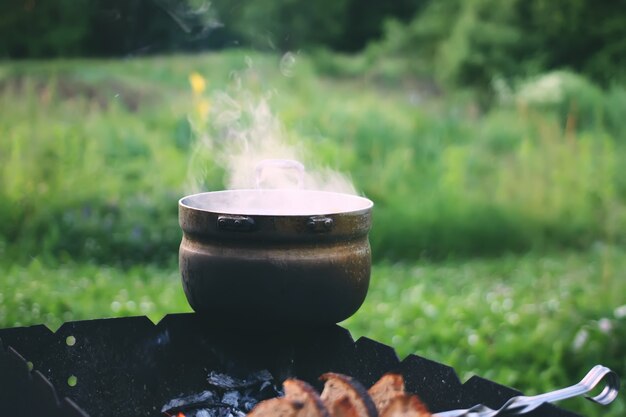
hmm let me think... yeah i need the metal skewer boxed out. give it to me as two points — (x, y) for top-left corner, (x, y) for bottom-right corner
(434, 365), (620, 417)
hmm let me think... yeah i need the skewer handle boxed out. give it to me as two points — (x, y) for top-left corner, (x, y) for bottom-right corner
(433, 364), (620, 417)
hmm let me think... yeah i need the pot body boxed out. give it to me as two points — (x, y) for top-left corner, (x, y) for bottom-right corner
(179, 190), (373, 326)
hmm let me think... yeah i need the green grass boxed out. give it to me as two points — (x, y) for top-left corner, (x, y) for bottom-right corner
(1, 248), (624, 417)
(1, 51), (625, 263)
(0, 260), (190, 329)
(347, 248), (626, 417)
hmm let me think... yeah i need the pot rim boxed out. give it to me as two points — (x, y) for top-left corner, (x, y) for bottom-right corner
(179, 189), (374, 217)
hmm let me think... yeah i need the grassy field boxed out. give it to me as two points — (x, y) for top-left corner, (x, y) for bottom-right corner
(0, 51), (625, 416)
(1, 51), (626, 263)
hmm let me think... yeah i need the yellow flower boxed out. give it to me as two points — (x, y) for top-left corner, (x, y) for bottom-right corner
(189, 72), (206, 95)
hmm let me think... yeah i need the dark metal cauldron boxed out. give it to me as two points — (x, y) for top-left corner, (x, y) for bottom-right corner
(179, 190), (373, 324)
(179, 185), (373, 327)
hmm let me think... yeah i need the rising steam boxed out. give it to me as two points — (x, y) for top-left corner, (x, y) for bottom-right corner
(186, 57), (357, 197)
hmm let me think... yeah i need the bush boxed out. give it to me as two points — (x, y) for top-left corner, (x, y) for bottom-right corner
(604, 85), (626, 138)
(0, 0), (230, 58)
(0, 0), (92, 58)
(0, 70), (189, 264)
(0, 0), (426, 58)
(514, 71), (605, 132)
(369, 0), (626, 92)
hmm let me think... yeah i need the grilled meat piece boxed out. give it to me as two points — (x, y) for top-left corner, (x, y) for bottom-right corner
(247, 373), (430, 417)
(331, 395), (362, 417)
(368, 374), (405, 413)
(379, 395), (430, 417)
(320, 373), (378, 417)
(247, 398), (303, 417)
(284, 379), (332, 417)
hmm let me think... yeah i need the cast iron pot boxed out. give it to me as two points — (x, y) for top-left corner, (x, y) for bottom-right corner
(179, 164), (373, 326)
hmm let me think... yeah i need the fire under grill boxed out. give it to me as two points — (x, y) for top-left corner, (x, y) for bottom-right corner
(0, 313), (585, 417)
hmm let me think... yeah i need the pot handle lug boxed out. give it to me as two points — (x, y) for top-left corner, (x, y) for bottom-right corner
(307, 216), (334, 233)
(217, 215), (256, 232)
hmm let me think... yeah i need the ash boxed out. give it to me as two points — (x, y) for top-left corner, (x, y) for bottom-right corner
(162, 370), (281, 417)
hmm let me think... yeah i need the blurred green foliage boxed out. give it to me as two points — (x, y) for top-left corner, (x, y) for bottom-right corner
(369, 0), (626, 89)
(220, 0), (423, 51)
(226, 0), (349, 51)
(0, 0), (231, 57)
(0, 52), (625, 263)
(0, 0), (93, 57)
(0, 259), (189, 329)
(0, 0), (425, 57)
(2, 0), (625, 87)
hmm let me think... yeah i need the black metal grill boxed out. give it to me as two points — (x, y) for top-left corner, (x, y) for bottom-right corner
(0, 314), (579, 417)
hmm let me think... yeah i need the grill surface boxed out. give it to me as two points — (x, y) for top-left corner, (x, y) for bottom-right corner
(0, 314), (580, 417)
